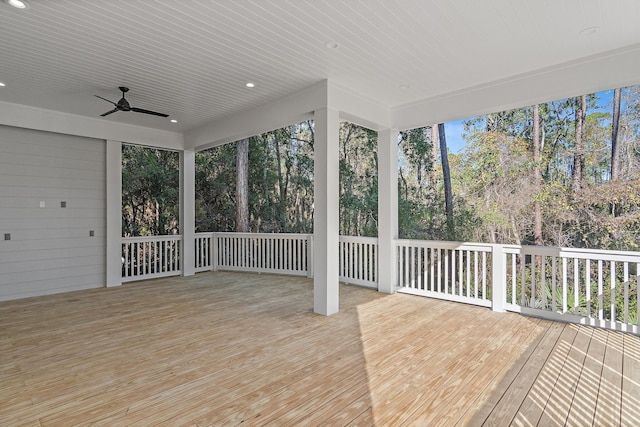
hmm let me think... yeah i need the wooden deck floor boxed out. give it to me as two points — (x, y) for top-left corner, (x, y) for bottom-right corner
(1, 272), (638, 426)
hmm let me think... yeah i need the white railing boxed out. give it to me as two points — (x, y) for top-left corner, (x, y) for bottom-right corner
(119, 232), (639, 334)
(122, 235), (181, 282)
(195, 232), (214, 272)
(339, 236), (378, 289)
(396, 240), (492, 307)
(503, 245), (640, 334)
(395, 240), (639, 334)
(213, 232), (313, 277)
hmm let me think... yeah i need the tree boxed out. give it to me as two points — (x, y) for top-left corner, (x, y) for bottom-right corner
(611, 87), (621, 181)
(430, 125), (439, 194)
(339, 122), (378, 237)
(236, 138), (249, 232)
(121, 145), (179, 236)
(533, 104), (543, 246)
(438, 123), (454, 237)
(572, 95), (587, 191)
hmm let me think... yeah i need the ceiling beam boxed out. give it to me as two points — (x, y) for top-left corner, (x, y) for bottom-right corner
(392, 42), (640, 130)
(0, 101), (184, 149)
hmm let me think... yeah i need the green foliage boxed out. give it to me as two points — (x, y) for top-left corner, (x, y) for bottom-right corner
(122, 144), (179, 236)
(339, 122), (379, 237)
(195, 121), (314, 233)
(122, 86), (640, 254)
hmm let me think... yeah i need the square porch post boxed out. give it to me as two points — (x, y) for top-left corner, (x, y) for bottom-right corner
(106, 140), (122, 287)
(377, 129), (399, 294)
(313, 107), (340, 315)
(180, 149), (196, 276)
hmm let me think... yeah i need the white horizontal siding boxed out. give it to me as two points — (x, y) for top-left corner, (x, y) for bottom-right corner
(1, 246), (103, 264)
(0, 256), (105, 274)
(0, 237), (104, 252)
(1, 163), (105, 180)
(0, 207), (104, 220)
(0, 275), (104, 301)
(0, 227), (104, 240)
(0, 125), (106, 301)
(1, 218), (103, 230)
(0, 186), (104, 199)
(0, 198), (105, 209)
(0, 173), (103, 190)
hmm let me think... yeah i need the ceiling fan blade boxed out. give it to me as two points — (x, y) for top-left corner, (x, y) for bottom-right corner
(131, 107), (169, 117)
(101, 108), (119, 117)
(94, 95), (118, 106)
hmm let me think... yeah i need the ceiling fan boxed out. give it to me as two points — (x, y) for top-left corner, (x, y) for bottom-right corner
(94, 86), (169, 118)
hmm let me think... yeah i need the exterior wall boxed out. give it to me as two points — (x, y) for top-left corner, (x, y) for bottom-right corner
(0, 125), (106, 301)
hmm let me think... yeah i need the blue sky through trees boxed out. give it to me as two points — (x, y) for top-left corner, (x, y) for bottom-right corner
(444, 89), (615, 153)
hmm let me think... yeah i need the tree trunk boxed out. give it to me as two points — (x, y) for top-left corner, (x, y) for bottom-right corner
(572, 95), (586, 191)
(274, 136), (287, 231)
(611, 87), (621, 182)
(438, 123), (454, 238)
(430, 125), (438, 194)
(533, 104), (543, 246)
(236, 138), (249, 232)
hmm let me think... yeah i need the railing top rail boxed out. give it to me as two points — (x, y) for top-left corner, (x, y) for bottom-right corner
(339, 235), (379, 244)
(208, 232), (312, 239)
(396, 239), (493, 252)
(195, 232), (214, 237)
(505, 244), (640, 262)
(122, 235), (182, 243)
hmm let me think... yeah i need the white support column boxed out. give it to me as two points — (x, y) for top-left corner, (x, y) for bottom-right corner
(377, 129), (399, 294)
(180, 149), (196, 276)
(491, 244), (506, 312)
(106, 140), (122, 287)
(313, 107), (340, 315)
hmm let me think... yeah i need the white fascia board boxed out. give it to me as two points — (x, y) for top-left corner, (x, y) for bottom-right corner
(184, 81), (327, 151)
(392, 42), (640, 130)
(327, 81), (391, 131)
(0, 101), (184, 150)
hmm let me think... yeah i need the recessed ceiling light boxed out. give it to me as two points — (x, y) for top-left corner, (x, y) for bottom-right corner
(0, 82), (5, 87)
(245, 82), (255, 88)
(170, 119), (177, 123)
(5, 0), (30, 9)
(399, 84), (410, 90)
(580, 26), (599, 36)
(325, 41), (339, 49)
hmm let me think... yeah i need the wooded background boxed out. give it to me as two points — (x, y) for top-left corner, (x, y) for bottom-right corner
(122, 86), (640, 251)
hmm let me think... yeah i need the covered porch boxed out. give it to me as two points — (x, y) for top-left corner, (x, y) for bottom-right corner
(1, 2), (640, 425)
(2, 271), (638, 426)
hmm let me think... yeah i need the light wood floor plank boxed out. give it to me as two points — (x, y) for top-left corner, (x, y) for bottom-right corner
(0, 271), (637, 426)
(621, 331), (640, 426)
(476, 320), (564, 427)
(537, 325), (593, 426)
(512, 323), (579, 426)
(565, 326), (606, 425)
(592, 329), (624, 427)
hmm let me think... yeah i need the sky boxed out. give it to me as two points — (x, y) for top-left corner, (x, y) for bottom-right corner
(443, 89), (614, 154)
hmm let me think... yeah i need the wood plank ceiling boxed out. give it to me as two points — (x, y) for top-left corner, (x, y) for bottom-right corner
(0, 0), (639, 132)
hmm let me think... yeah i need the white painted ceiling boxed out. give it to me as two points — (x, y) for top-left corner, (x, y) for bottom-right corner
(1, 0), (640, 133)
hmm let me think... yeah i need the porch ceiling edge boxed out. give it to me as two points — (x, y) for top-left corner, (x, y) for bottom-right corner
(0, 100), (184, 150)
(392, 42), (640, 130)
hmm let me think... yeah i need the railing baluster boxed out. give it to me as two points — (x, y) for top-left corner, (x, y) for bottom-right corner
(585, 259), (591, 318)
(637, 262), (640, 326)
(541, 256), (547, 309)
(466, 250), (471, 297)
(437, 248), (442, 293)
(482, 251), (487, 299)
(511, 254), (517, 305)
(623, 262), (629, 324)
(611, 261), (616, 322)
(598, 259), (604, 320)
(574, 258), (580, 313)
